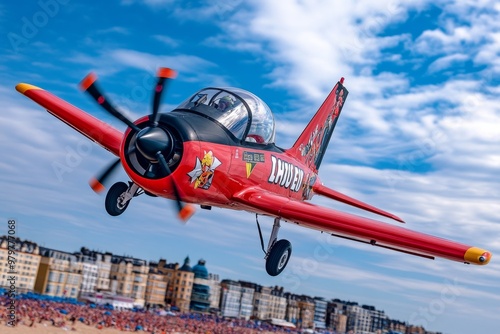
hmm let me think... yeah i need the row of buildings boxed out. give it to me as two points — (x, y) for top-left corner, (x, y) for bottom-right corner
(0, 236), (441, 333)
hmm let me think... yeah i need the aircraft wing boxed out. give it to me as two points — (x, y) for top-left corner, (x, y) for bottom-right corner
(233, 187), (491, 265)
(16, 83), (122, 156)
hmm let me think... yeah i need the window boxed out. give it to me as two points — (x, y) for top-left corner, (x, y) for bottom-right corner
(176, 88), (275, 144)
(48, 271), (58, 282)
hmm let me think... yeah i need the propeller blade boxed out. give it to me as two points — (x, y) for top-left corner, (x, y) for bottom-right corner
(151, 68), (177, 126)
(89, 158), (121, 193)
(156, 151), (195, 222)
(80, 73), (141, 132)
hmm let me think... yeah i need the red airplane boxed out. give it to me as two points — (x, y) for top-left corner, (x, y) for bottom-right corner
(16, 68), (491, 276)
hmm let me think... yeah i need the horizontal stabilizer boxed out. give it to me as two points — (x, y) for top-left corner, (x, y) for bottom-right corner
(313, 183), (404, 223)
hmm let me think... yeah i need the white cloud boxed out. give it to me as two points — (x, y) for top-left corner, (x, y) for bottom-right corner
(427, 53), (469, 73)
(121, 0), (175, 7)
(152, 35), (180, 48)
(96, 26), (130, 35)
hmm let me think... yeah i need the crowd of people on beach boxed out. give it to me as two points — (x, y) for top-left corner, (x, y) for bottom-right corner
(0, 296), (307, 334)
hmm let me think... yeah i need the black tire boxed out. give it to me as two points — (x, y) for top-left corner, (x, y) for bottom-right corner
(265, 239), (292, 276)
(105, 182), (129, 216)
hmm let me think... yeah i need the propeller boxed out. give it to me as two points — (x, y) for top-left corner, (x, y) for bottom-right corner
(80, 68), (195, 222)
(89, 158), (120, 193)
(156, 152), (195, 221)
(80, 73), (141, 132)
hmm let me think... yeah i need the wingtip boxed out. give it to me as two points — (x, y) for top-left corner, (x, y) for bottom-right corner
(464, 247), (492, 265)
(16, 83), (42, 94)
(391, 214), (406, 224)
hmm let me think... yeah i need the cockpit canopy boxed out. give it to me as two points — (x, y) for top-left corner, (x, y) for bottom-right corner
(176, 87), (275, 144)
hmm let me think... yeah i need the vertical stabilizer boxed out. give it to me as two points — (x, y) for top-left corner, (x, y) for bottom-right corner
(286, 79), (348, 172)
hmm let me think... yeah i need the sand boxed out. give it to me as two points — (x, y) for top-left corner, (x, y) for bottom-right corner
(3, 321), (280, 334)
(2, 322), (128, 334)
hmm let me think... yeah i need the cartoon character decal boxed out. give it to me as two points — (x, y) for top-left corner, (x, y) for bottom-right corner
(187, 151), (222, 190)
(302, 174), (317, 200)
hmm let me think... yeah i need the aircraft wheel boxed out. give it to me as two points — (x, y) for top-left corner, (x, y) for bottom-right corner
(265, 239), (292, 276)
(105, 182), (130, 216)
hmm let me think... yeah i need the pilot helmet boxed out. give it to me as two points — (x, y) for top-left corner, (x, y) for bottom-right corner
(217, 95), (234, 111)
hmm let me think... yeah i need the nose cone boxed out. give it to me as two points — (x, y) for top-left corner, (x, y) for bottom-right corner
(136, 127), (173, 161)
(464, 247), (492, 265)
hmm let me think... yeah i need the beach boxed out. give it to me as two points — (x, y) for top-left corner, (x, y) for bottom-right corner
(1, 297), (297, 334)
(4, 322), (124, 334)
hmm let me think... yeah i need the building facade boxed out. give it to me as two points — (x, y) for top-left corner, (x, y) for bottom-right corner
(109, 255), (148, 307)
(0, 236), (41, 293)
(346, 304), (372, 333)
(313, 297), (327, 329)
(220, 280), (242, 318)
(190, 259), (211, 312)
(239, 282), (255, 320)
(285, 293), (299, 325)
(297, 295), (315, 329)
(156, 257), (194, 313)
(145, 263), (168, 308)
(251, 284), (271, 319)
(218, 280), (255, 320)
(365, 306), (388, 333)
(327, 299), (348, 333)
(75, 248), (112, 292)
(269, 286), (287, 320)
(35, 247), (82, 298)
(74, 252), (98, 294)
(207, 273), (221, 309)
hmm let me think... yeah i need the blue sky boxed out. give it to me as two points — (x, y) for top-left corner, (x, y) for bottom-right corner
(1, 1), (499, 333)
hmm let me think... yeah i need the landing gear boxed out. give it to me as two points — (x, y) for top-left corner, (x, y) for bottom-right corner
(266, 239), (292, 276)
(105, 182), (140, 216)
(257, 217), (292, 276)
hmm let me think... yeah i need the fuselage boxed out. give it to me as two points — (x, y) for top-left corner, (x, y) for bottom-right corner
(120, 110), (318, 210)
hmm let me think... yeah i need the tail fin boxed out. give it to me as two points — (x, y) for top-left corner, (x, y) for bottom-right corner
(286, 78), (348, 172)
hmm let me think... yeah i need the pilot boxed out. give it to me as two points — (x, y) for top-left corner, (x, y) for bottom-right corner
(216, 96), (234, 112)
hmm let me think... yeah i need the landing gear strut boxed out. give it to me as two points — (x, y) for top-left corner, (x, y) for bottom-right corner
(257, 216), (292, 276)
(105, 182), (141, 216)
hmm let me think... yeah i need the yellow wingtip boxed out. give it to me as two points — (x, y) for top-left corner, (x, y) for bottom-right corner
(464, 247), (491, 265)
(15, 83), (42, 94)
